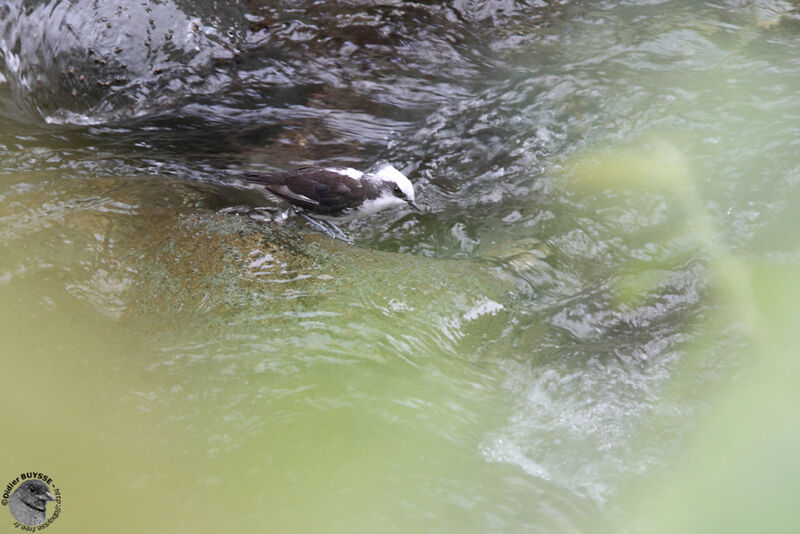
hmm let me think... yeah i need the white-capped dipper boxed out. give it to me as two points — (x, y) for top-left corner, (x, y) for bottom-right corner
(245, 162), (419, 241)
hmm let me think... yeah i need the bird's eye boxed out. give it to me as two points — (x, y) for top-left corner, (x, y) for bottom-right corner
(393, 186), (402, 196)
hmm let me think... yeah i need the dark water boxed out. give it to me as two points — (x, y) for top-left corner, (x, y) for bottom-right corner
(2, 1), (800, 532)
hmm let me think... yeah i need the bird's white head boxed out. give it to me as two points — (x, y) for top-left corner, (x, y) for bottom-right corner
(353, 162), (420, 215)
(372, 163), (415, 201)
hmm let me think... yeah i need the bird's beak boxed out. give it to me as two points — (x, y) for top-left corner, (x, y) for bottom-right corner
(44, 492), (55, 502)
(407, 199), (421, 211)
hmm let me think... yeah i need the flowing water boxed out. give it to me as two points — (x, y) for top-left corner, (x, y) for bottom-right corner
(2, 1), (800, 532)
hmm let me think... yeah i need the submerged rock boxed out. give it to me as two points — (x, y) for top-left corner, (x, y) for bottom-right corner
(0, 174), (517, 359)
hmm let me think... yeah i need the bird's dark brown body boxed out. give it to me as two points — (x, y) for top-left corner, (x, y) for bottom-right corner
(246, 167), (380, 216)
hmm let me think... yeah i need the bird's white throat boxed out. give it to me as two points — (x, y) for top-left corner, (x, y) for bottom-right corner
(359, 191), (409, 213)
(317, 191), (406, 221)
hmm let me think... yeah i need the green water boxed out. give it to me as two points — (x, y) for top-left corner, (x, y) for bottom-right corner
(2, 1), (800, 532)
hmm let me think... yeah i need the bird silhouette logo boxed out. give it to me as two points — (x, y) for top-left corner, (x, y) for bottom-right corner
(8, 479), (55, 526)
(2, 474), (61, 529)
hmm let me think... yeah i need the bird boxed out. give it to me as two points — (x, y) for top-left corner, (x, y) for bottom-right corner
(8, 479), (55, 527)
(245, 162), (419, 241)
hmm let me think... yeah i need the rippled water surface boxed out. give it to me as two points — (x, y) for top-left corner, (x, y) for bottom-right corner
(2, 1), (800, 532)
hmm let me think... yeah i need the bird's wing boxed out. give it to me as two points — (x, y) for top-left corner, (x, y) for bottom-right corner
(247, 168), (364, 213)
